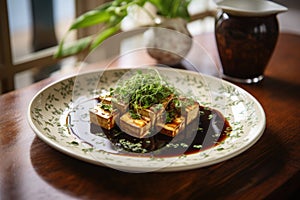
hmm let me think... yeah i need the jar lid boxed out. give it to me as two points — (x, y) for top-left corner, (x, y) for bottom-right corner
(216, 0), (287, 17)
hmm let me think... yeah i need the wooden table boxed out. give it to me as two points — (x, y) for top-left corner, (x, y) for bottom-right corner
(0, 33), (299, 200)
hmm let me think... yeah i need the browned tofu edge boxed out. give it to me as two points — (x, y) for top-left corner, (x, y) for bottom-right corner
(119, 112), (151, 138)
(182, 101), (200, 125)
(157, 116), (185, 137)
(89, 107), (119, 130)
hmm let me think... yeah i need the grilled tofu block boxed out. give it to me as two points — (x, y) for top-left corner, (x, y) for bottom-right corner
(111, 99), (128, 115)
(119, 112), (151, 138)
(160, 94), (174, 108)
(136, 107), (164, 126)
(181, 100), (200, 125)
(157, 116), (185, 137)
(136, 94), (174, 125)
(89, 105), (119, 130)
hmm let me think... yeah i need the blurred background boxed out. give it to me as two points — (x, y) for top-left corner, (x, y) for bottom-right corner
(1, 0), (299, 93)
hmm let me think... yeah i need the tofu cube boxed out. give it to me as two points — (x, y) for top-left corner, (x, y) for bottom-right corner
(136, 107), (164, 126)
(136, 94), (173, 125)
(157, 116), (185, 137)
(111, 99), (129, 115)
(181, 100), (200, 125)
(119, 112), (151, 138)
(89, 106), (119, 130)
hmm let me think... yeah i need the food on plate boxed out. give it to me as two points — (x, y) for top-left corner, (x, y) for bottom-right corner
(84, 69), (231, 155)
(89, 70), (199, 138)
(89, 103), (119, 130)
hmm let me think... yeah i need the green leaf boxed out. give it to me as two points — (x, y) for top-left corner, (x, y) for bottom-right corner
(70, 11), (111, 30)
(176, 0), (191, 20)
(54, 36), (92, 58)
(171, 0), (181, 16)
(69, 2), (113, 30)
(54, 34), (67, 58)
(152, 0), (174, 16)
(90, 25), (120, 50)
(149, 0), (191, 19)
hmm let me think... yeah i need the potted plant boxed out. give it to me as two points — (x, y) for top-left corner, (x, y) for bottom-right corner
(54, 0), (210, 65)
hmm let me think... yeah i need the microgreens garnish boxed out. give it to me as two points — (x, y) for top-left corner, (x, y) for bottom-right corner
(113, 70), (178, 118)
(99, 103), (112, 111)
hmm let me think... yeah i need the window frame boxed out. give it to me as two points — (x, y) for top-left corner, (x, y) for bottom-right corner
(0, 0), (108, 93)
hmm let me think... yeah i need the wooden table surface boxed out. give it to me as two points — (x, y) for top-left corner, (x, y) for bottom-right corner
(0, 33), (299, 200)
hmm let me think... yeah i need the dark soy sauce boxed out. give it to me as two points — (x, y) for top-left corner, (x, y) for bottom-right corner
(68, 101), (231, 157)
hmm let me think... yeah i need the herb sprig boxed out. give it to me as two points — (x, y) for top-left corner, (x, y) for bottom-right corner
(113, 70), (176, 114)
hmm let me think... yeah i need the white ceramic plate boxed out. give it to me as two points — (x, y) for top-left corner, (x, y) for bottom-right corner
(28, 68), (265, 172)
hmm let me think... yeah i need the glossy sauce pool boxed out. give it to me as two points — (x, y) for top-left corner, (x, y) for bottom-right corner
(67, 99), (231, 157)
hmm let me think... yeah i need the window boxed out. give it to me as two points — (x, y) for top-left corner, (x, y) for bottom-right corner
(0, 0), (107, 93)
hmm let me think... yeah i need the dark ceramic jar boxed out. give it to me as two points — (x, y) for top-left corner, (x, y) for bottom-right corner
(215, 0), (287, 83)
